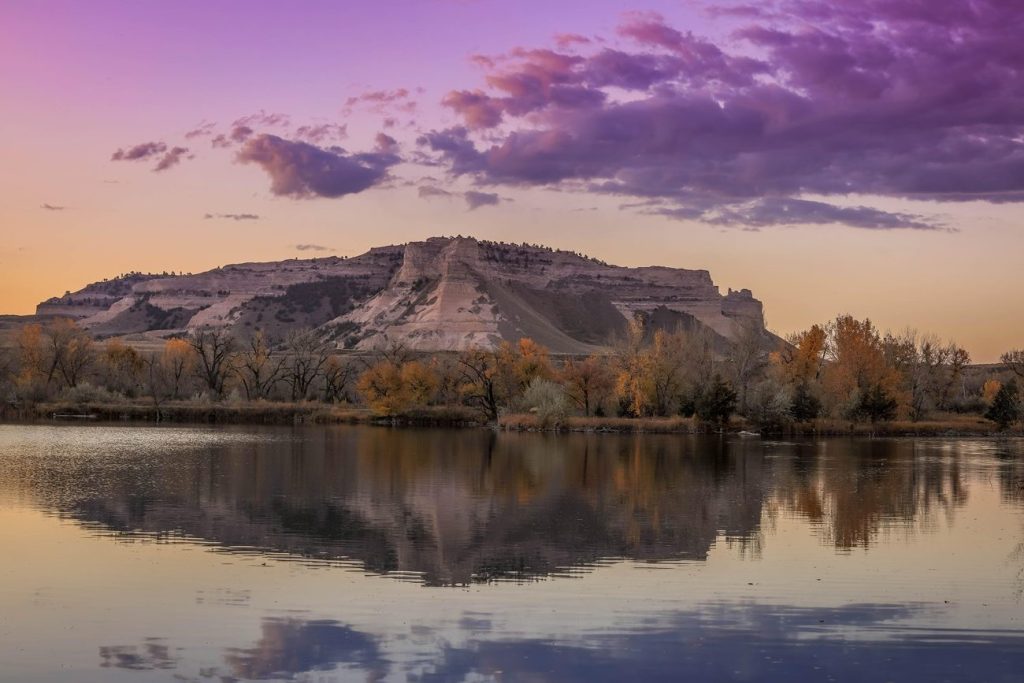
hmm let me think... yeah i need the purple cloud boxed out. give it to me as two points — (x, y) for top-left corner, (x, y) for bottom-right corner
(294, 123), (348, 144)
(154, 146), (189, 172)
(418, 185), (454, 199)
(40, 203), (66, 211)
(236, 134), (399, 199)
(111, 142), (167, 162)
(232, 111), (291, 128)
(417, 184), (505, 210)
(184, 121), (216, 139)
(294, 243), (332, 252)
(204, 213), (260, 221)
(343, 88), (418, 115)
(419, 0), (1024, 229)
(464, 190), (501, 210)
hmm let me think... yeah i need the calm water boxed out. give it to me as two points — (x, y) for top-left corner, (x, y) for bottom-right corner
(0, 425), (1022, 682)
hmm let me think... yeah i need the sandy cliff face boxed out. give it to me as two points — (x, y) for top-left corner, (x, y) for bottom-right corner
(37, 236), (767, 351)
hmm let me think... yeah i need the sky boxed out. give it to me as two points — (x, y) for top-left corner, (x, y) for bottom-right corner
(0, 0), (1021, 361)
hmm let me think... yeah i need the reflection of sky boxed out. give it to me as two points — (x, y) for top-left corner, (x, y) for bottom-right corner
(0, 426), (1022, 681)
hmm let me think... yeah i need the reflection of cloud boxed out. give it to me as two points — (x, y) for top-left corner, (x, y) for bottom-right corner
(224, 617), (385, 680)
(416, 602), (1024, 682)
(99, 638), (176, 671)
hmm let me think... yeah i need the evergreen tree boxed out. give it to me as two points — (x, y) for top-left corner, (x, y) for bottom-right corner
(857, 383), (898, 423)
(790, 383), (822, 422)
(985, 380), (1021, 429)
(695, 375), (738, 427)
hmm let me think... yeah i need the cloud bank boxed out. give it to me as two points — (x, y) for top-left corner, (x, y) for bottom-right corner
(417, 0), (1024, 228)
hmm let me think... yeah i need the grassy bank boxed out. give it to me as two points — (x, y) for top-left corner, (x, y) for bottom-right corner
(2, 401), (1018, 437)
(499, 412), (1022, 437)
(1, 400), (481, 427)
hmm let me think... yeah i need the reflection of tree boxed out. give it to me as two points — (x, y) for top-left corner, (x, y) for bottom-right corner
(772, 440), (971, 549)
(5, 428), (1019, 584)
(224, 618), (384, 681)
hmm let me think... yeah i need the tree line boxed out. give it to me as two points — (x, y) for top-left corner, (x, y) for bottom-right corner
(1, 315), (1021, 430)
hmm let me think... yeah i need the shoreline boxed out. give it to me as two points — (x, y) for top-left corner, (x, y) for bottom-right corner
(1, 401), (1020, 437)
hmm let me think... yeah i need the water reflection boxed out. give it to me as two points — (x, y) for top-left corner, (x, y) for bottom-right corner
(1, 425), (1022, 683)
(0, 427), (1018, 584)
(224, 618), (385, 681)
(90, 603), (1024, 683)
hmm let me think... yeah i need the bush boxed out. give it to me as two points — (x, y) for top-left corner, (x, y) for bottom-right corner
(748, 379), (792, 430)
(60, 382), (122, 405)
(519, 377), (570, 427)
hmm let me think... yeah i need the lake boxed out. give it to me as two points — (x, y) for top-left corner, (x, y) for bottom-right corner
(0, 424), (1022, 682)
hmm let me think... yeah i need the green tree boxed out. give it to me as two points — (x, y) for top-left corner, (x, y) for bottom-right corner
(856, 383), (898, 423)
(790, 382), (822, 422)
(985, 380), (1021, 430)
(695, 374), (737, 427)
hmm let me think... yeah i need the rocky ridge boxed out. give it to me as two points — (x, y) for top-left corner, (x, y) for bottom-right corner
(38, 236), (768, 353)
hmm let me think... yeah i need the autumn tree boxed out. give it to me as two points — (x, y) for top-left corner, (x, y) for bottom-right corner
(357, 359), (438, 416)
(612, 318), (650, 417)
(776, 324), (828, 387)
(561, 355), (615, 416)
(41, 318), (95, 389)
(188, 327), (237, 398)
(159, 338), (194, 399)
(493, 338), (554, 411)
(100, 340), (144, 397)
(14, 323), (49, 399)
(820, 315), (900, 419)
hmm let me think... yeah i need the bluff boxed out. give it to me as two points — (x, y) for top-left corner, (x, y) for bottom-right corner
(37, 236), (768, 353)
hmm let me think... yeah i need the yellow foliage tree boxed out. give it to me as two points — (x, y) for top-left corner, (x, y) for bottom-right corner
(357, 359), (439, 416)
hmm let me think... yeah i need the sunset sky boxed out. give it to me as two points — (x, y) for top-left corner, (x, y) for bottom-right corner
(1, 0), (1021, 361)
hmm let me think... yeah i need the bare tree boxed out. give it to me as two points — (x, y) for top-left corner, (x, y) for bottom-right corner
(42, 318), (95, 389)
(188, 327), (237, 398)
(283, 329), (330, 401)
(726, 321), (767, 413)
(1003, 350), (1024, 379)
(455, 349), (500, 421)
(321, 355), (357, 403)
(234, 331), (285, 400)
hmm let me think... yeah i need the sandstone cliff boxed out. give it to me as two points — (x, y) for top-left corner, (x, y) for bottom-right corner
(38, 236), (768, 352)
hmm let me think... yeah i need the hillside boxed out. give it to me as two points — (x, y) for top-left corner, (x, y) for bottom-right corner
(36, 236), (769, 353)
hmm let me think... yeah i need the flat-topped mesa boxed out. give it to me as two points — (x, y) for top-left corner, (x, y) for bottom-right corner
(36, 236), (769, 352)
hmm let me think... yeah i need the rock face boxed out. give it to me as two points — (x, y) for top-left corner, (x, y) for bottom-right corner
(38, 236), (768, 352)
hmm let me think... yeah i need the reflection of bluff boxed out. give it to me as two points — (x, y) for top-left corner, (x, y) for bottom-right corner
(56, 430), (767, 585)
(27, 429), (975, 585)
